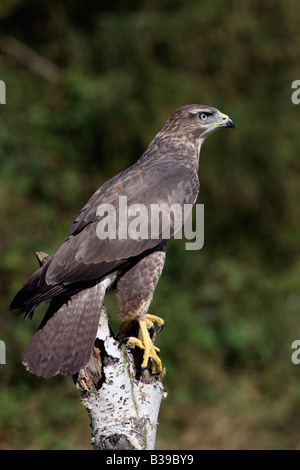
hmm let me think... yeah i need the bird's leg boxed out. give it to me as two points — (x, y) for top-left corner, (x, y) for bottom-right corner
(126, 320), (162, 372)
(118, 319), (132, 336)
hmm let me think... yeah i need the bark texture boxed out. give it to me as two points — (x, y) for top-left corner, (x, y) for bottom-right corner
(74, 306), (167, 450)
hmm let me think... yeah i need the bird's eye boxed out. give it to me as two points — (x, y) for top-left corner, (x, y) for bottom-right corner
(199, 112), (209, 121)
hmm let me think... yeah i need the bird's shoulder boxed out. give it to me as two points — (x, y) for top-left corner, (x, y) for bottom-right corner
(68, 160), (199, 237)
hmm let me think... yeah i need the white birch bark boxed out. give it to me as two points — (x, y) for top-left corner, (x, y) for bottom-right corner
(74, 307), (167, 450)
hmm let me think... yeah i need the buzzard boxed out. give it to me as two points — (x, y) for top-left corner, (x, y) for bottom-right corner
(10, 104), (235, 377)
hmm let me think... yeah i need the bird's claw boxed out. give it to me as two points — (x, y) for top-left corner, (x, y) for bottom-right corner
(118, 336), (130, 348)
(118, 319), (162, 373)
(145, 314), (164, 334)
(126, 334), (162, 372)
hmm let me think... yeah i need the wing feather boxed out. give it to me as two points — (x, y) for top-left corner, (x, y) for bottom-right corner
(45, 161), (199, 285)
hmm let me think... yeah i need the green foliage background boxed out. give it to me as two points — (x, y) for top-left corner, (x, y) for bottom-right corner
(1, 0), (300, 449)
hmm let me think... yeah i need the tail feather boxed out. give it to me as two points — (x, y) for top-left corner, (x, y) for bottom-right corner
(22, 282), (106, 377)
(9, 257), (60, 317)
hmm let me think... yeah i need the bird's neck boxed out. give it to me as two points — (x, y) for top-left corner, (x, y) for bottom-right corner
(139, 132), (203, 170)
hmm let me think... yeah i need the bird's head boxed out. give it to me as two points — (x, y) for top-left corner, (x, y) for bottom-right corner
(163, 104), (235, 143)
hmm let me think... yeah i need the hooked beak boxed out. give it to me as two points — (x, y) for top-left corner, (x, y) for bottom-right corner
(220, 113), (235, 130)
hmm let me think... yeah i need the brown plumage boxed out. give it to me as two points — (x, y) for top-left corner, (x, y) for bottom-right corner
(10, 104), (235, 377)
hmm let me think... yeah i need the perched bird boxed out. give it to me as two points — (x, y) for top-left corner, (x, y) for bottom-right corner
(10, 104), (235, 378)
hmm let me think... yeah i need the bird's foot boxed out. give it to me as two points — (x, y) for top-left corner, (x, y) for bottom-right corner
(117, 314), (164, 338)
(145, 313), (164, 333)
(123, 319), (162, 373)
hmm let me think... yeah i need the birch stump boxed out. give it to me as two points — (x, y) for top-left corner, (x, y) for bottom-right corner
(73, 307), (167, 450)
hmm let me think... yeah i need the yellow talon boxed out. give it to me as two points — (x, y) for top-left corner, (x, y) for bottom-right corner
(126, 319), (162, 372)
(121, 314), (164, 335)
(145, 317), (154, 330)
(145, 314), (164, 331)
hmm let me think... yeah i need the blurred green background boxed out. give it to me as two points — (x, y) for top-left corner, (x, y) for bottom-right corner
(1, 0), (300, 450)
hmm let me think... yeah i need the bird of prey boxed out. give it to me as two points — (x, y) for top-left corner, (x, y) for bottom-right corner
(10, 104), (235, 378)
